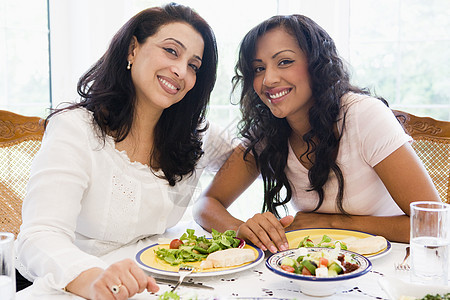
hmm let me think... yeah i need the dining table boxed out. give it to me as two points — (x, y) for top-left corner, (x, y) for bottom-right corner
(16, 220), (414, 300)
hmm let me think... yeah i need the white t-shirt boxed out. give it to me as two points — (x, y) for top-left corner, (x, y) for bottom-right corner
(15, 107), (234, 288)
(285, 93), (412, 216)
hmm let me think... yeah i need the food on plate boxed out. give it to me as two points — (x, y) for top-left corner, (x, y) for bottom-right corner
(345, 235), (387, 255)
(281, 247), (360, 277)
(297, 234), (387, 255)
(399, 293), (450, 300)
(200, 248), (256, 269)
(158, 290), (180, 300)
(169, 239), (184, 249)
(155, 228), (246, 266)
(297, 234), (348, 250)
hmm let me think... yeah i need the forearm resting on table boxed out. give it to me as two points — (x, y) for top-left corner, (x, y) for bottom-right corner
(193, 196), (244, 233)
(287, 212), (411, 243)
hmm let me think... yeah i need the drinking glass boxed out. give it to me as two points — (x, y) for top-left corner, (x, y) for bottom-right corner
(0, 232), (15, 299)
(410, 201), (450, 286)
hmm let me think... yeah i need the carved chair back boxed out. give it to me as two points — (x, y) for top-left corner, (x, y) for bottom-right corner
(393, 110), (450, 203)
(0, 110), (45, 237)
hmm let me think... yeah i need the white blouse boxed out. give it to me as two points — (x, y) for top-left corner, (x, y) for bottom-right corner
(286, 93), (412, 216)
(15, 108), (234, 289)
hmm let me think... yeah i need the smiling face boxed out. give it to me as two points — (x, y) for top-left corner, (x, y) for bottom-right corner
(128, 22), (204, 113)
(252, 27), (313, 123)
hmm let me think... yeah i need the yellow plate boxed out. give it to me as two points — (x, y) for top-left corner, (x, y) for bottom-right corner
(286, 228), (391, 259)
(136, 243), (264, 277)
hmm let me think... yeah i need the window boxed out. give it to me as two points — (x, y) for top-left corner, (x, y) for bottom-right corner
(348, 0), (450, 120)
(279, 0), (450, 120)
(0, 0), (50, 117)
(3, 1), (448, 119)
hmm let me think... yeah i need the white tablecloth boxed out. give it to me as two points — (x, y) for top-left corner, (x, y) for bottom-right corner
(16, 221), (412, 299)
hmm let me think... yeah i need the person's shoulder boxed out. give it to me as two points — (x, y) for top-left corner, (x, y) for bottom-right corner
(341, 92), (381, 107)
(341, 92), (390, 116)
(49, 106), (93, 126)
(46, 107), (96, 139)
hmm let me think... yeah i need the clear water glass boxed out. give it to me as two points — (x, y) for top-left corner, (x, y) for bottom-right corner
(0, 232), (15, 299)
(410, 201), (450, 286)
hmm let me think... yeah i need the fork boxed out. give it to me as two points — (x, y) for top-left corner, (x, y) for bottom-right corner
(171, 266), (194, 292)
(395, 246), (410, 271)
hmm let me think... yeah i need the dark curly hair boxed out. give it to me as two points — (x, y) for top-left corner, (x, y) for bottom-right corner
(232, 15), (385, 217)
(46, 3), (218, 186)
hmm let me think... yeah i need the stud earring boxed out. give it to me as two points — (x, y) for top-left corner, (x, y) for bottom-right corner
(127, 61), (132, 70)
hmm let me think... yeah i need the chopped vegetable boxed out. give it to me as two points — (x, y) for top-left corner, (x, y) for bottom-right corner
(169, 239), (184, 249)
(317, 235), (332, 246)
(158, 291), (180, 300)
(298, 236), (315, 248)
(297, 234), (348, 250)
(420, 293), (450, 300)
(279, 248), (359, 277)
(302, 259), (317, 275)
(281, 264), (295, 273)
(281, 257), (296, 267)
(319, 257), (328, 268)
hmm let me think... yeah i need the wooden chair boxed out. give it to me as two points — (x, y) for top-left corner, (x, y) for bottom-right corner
(0, 110), (45, 237)
(393, 110), (450, 203)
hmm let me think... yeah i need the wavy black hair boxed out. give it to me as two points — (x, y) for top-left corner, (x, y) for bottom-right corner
(46, 3), (218, 186)
(233, 15), (385, 217)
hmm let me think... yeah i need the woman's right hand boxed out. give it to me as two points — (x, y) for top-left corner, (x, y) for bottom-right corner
(66, 259), (159, 299)
(236, 212), (293, 253)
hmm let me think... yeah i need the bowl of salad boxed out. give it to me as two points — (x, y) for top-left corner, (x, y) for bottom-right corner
(266, 246), (372, 296)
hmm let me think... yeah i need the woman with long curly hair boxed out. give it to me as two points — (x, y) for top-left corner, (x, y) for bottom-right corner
(16, 3), (234, 298)
(194, 14), (439, 252)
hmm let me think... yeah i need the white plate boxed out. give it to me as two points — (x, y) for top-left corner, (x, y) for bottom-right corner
(136, 243), (264, 277)
(379, 276), (450, 300)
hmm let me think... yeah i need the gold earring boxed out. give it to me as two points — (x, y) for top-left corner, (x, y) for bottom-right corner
(127, 61), (131, 70)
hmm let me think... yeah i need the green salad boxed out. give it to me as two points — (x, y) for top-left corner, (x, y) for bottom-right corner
(420, 294), (450, 300)
(154, 228), (243, 266)
(298, 234), (348, 250)
(158, 291), (180, 300)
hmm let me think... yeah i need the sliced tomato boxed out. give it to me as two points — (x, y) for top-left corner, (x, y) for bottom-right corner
(280, 265), (295, 273)
(301, 266), (312, 275)
(319, 257), (328, 267)
(169, 239), (184, 249)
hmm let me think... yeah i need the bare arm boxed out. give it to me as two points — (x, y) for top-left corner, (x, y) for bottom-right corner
(286, 143), (441, 243)
(193, 145), (293, 252)
(194, 146), (259, 232)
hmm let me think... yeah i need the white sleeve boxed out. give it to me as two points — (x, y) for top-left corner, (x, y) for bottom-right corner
(354, 97), (412, 167)
(199, 122), (237, 172)
(15, 110), (108, 289)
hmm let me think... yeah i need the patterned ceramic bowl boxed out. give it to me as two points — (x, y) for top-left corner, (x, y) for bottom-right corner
(266, 247), (372, 297)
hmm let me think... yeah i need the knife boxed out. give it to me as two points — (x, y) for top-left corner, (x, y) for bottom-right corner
(154, 277), (214, 290)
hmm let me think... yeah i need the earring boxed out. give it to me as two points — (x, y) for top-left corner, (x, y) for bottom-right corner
(127, 61), (132, 70)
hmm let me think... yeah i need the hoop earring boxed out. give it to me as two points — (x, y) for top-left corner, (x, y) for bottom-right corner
(127, 61), (132, 70)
